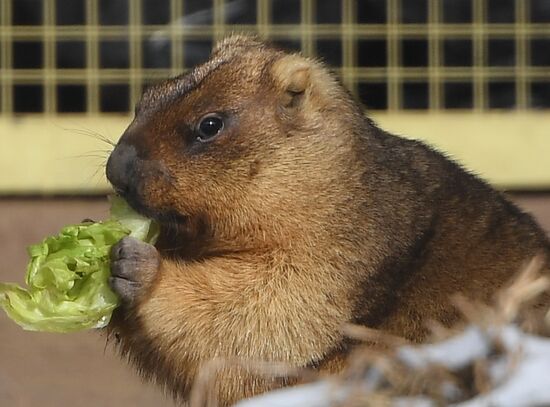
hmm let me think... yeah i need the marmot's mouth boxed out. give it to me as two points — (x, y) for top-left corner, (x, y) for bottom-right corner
(116, 188), (188, 226)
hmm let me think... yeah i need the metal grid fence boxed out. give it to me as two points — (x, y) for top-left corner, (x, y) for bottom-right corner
(0, 0), (549, 115)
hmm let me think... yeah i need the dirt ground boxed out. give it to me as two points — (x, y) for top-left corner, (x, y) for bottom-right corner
(0, 195), (549, 407)
(0, 199), (175, 407)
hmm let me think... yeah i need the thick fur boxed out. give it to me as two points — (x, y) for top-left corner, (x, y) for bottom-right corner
(106, 35), (550, 405)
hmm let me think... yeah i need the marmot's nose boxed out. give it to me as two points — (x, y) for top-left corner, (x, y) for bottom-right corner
(106, 142), (138, 194)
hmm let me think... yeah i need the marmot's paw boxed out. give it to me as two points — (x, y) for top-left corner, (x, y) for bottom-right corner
(109, 236), (160, 305)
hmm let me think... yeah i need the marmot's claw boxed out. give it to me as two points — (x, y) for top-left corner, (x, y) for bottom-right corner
(110, 236), (160, 305)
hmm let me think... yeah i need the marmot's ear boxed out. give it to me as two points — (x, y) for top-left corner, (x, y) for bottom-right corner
(272, 55), (311, 108)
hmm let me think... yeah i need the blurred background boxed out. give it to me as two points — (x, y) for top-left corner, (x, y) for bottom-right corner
(0, 0), (549, 406)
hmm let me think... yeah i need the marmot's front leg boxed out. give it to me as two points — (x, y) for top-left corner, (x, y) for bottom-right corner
(109, 236), (160, 306)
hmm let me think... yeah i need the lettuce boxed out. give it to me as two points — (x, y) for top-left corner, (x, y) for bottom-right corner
(0, 196), (159, 333)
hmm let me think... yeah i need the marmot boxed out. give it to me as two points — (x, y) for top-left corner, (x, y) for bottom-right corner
(105, 35), (550, 405)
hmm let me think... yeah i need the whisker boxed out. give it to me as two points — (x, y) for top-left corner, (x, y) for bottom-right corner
(74, 154), (109, 187)
(55, 124), (117, 147)
(85, 161), (108, 188)
(56, 148), (112, 161)
(86, 149), (113, 154)
(58, 154), (110, 160)
(74, 127), (116, 144)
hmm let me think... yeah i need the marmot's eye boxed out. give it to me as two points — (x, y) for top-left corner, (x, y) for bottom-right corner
(197, 114), (224, 142)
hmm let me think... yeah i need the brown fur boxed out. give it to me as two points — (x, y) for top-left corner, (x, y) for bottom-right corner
(105, 35), (550, 405)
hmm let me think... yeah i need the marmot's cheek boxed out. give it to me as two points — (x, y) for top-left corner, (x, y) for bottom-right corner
(131, 168), (191, 223)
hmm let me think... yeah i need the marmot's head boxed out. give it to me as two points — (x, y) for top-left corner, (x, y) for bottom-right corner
(106, 35), (362, 238)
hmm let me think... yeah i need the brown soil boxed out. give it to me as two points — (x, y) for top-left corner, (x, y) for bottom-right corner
(0, 198), (175, 407)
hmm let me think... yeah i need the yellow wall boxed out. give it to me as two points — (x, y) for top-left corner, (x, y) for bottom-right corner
(1, 112), (549, 194)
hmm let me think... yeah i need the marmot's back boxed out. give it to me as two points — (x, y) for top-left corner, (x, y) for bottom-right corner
(354, 126), (550, 339)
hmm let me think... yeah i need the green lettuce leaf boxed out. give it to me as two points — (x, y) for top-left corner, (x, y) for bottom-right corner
(0, 196), (158, 333)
